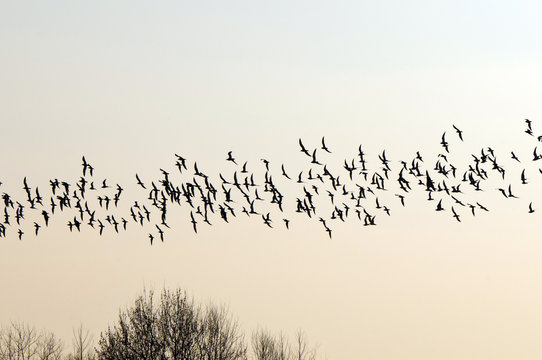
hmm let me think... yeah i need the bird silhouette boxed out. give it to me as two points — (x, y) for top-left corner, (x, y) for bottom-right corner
(226, 151), (237, 165)
(5, 121), (542, 242)
(321, 137), (331, 153)
(453, 125), (464, 141)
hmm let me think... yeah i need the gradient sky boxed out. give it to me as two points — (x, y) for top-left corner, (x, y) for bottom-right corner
(2, 1), (542, 359)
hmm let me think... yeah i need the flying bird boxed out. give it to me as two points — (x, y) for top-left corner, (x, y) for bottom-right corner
(321, 137), (331, 153)
(452, 125), (463, 141)
(440, 132), (449, 153)
(226, 151), (237, 165)
(298, 139), (310, 157)
(5, 120), (542, 242)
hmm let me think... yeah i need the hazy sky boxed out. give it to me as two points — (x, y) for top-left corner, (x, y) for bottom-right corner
(2, 1), (542, 359)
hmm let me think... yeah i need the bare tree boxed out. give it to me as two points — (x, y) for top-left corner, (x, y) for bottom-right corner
(195, 304), (247, 360)
(291, 331), (316, 360)
(0, 322), (39, 360)
(36, 332), (63, 360)
(0, 288), (319, 360)
(96, 289), (164, 360)
(158, 288), (200, 360)
(66, 325), (95, 360)
(251, 329), (287, 360)
(251, 329), (317, 360)
(0, 321), (63, 360)
(96, 288), (248, 360)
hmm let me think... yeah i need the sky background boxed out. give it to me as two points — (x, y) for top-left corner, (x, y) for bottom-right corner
(2, 1), (542, 359)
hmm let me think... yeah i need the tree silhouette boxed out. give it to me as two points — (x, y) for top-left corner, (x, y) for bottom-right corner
(0, 288), (321, 360)
(251, 329), (317, 360)
(66, 325), (95, 360)
(95, 289), (247, 360)
(0, 321), (63, 360)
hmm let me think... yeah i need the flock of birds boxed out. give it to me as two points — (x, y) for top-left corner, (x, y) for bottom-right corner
(1, 120), (541, 244)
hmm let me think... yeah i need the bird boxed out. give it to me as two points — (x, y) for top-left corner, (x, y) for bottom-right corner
(525, 119), (533, 136)
(41, 210), (49, 226)
(453, 125), (464, 141)
(156, 224), (164, 242)
(321, 137), (331, 153)
(283, 218), (290, 229)
(226, 151), (237, 165)
(521, 169), (528, 184)
(477, 202), (489, 212)
(262, 213), (272, 228)
(261, 158), (270, 171)
(357, 145), (366, 165)
(8, 120), (542, 243)
(298, 139), (310, 157)
(440, 132), (449, 153)
(33, 222), (41, 235)
(82, 156), (89, 176)
(281, 165), (291, 179)
(311, 149), (322, 165)
(3, 207), (10, 225)
(395, 194), (405, 207)
(98, 220), (104, 236)
(190, 211), (197, 233)
(507, 184), (517, 198)
(451, 207), (461, 222)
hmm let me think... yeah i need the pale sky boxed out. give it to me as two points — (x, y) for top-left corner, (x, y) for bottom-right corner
(2, 1), (542, 359)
